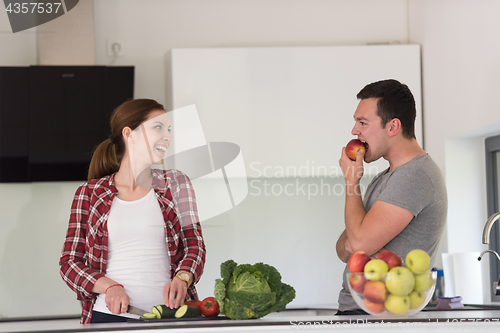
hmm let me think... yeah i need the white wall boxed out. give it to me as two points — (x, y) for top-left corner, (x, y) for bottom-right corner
(409, 0), (500, 302)
(0, 8), (37, 65)
(92, 0), (409, 106)
(409, 0), (500, 171)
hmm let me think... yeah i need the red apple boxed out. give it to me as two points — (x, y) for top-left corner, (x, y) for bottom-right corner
(363, 280), (387, 304)
(347, 250), (371, 273)
(378, 250), (403, 270)
(364, 298), (386, 313)
(349, 272), (367, 294)
(345, 139), (367, 160)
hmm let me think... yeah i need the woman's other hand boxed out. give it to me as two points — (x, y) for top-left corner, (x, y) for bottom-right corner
(163, 278), (187, 309)
(105, 284), (130, 314)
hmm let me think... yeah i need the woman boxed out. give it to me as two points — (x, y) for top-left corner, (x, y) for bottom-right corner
(59, 99), (206, 324)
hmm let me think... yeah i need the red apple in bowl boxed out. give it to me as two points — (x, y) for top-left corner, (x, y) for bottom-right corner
(364, 298), (386, 313)
(349, 272), (367, 294)
(345, 139), (367, 160)
(347, 250), (371, 273)
(363, 280), (387, 304)
(378, 250), (403, 270)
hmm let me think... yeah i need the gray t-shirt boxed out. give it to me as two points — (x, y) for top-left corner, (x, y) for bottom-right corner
(337, 154), (447, 311)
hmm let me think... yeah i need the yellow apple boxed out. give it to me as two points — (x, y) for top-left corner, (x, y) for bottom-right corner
(385, 266), (415, 296)
(414, 270), (434, 292)
(364, 259), (389, 281)
(409, 290), (426, 309)
(405, 249), (430, 274)
(384, 294), (410, 315)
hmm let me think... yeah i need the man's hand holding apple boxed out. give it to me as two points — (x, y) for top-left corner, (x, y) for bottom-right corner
(340, 147), (365, 202)
(339, 146), (365, 188)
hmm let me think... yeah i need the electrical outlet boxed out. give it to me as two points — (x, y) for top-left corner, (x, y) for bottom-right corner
(106, 39), (125, 57)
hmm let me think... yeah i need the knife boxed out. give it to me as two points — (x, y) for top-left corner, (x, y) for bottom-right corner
(127, 305), (150, 316)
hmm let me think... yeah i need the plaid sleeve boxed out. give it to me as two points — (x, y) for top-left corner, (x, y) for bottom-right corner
(59, 183), (105, 301)
(170, 170), (206, 284)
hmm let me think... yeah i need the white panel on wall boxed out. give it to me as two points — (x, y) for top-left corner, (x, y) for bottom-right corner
(171, 45), (422, 308)
(171, 45), (423, 178)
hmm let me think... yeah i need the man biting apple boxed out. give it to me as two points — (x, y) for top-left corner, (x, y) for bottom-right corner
(335, 79), (447, 315)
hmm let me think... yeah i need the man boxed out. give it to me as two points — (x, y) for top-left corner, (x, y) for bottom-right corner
(335, 79), (447, 314)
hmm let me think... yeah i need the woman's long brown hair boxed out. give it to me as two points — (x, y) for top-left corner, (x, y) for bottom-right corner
(87, 99), (165, 181)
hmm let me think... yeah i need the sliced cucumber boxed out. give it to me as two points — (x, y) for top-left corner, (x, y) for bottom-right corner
(175, 305), (202, 318)
(140, 312), (159, 319)
(151, 305), (162, 318)
(152, 304), (178, 319)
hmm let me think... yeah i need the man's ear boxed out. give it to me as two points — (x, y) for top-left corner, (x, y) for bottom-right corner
(387, 118), (401, 137)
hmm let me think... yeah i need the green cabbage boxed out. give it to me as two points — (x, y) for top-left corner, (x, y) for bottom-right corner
(214, 260), (296, 319)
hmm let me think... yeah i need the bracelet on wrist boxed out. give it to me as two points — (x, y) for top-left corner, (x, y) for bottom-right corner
(105, 283), (124, 293)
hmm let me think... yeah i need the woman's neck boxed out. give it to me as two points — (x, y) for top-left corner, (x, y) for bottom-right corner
(114, 155), (153, 191)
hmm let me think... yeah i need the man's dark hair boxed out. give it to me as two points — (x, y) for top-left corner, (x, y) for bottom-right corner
(357, 79), (416, 139)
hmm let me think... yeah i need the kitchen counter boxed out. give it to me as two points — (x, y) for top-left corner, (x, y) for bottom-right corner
(2, 306), (500, 333)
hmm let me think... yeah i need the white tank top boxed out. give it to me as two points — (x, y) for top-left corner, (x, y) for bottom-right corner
(93, 189), (170, 318)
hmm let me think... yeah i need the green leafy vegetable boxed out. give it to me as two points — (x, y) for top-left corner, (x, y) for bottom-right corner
(214, 259), (296, 319)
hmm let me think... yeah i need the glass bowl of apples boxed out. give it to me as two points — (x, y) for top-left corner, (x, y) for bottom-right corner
(347, 249), (437, 317)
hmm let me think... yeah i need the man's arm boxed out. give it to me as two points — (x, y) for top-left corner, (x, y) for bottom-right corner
(336, 230), (351, 263)
(337, 229), (388, 262)
(346, 200), (414, 255)
(339, 148), (414, 256)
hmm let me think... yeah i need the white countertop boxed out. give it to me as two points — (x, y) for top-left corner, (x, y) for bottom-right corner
(2, 308), (500, 333)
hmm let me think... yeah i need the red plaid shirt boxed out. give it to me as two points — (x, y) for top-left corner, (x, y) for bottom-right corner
(59, 169), (206, 324)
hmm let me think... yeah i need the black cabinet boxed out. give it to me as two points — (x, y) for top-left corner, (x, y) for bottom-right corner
(0, 67), (30, 182)
(0, 66), (134, 182)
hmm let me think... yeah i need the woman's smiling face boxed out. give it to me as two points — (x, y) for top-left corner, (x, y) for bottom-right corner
(129, 110), (171, 165)
(141, 110), (171, 163)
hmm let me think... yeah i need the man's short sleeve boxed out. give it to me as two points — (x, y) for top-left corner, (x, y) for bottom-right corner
(376, 168), (434, 217)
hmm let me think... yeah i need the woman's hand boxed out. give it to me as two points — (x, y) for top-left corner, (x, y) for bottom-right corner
(105, 284), (130, 315)
(163, 277), (188, 309)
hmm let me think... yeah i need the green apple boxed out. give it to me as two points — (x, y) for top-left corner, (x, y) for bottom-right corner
(385, 266), (415, 296)
(405, 249), (430, 274)
(409, 290), (426, 309)
(364, 259), (389, 281)
(384, 294), (410, 315)
(414, 270), (434, 292)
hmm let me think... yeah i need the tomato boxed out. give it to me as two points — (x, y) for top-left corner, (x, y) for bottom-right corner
(200, 296), (220, 317)
(185, 300), (202, 310)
